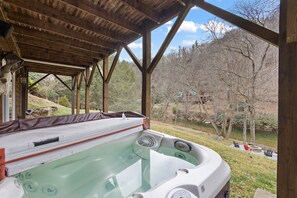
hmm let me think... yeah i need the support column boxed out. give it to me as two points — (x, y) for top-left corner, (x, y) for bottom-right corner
(76, 73), (83, 115)
(85, 67), (90, 113)
(278, 0), (297, 197)
(0, 95), (2, 123)
(142, 25), (152, 120)
(12, 72), (16, 120)
(71, 76), (76, 115)
(103, 56), (108, 112)
(20, 66), (28, 119)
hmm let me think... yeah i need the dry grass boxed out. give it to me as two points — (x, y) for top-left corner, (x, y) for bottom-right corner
(151, 121), (277, 198)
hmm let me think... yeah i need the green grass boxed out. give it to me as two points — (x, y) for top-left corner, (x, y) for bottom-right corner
(151, 121), (277, 198)
(160, 119), (277, 149)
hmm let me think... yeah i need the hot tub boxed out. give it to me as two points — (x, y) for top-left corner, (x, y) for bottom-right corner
(0, 112), (230, 198)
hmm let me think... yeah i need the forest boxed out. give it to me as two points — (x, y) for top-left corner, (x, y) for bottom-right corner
(28, 0), (279, 145)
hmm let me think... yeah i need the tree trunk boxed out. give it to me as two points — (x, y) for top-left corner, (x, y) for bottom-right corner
(243, 106), (248, 144)
(250, 110), (256, 144)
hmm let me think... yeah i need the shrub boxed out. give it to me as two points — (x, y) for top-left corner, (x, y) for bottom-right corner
(58, 95), (70, 107)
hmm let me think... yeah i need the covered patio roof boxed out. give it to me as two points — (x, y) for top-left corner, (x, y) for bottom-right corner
(0, 0), (189, 76)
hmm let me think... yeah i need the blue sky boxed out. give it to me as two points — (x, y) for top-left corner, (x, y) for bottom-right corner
(119, 0), (236, 62)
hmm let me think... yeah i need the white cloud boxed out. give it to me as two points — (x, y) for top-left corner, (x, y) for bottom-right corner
(179, 21), (199, 33)
(182, 40), (197, 45)
(166, 20), (199, 33)
(128, 42), (142, 49)
(200, 20), (232, 34)
(165, 20), (173, 25)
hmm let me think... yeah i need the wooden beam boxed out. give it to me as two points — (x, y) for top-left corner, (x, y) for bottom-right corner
(26, 62), (82, 76)
(192, 0), (279, 46)
(58, 0), (142, 35)
(4, 0), (128, 43)
(124, 46), (142, 71)
(120, 0), (160, 23)
(85, 67), (90, 113)
(6, 11), (116, 50)
(277, 0), (297, 197)
(71, 76), (76, 115)
(28, 74), (50, 90)
(96, 63), (103, 80)
(141, 23), (151, 119)
(15, 35), (102, 59)
(0, 94), (2, 123)
(87, 64), (97, 87)
(106, 47), (122, 83)
(22, 53), (90, 67)
(103, 56), (108, 112)
(76, 72), (83, 114)
(19, 44), (94, 63)
(13, 26), (109, 55)
(53, 74), (71, 91)
(148, 2), (191, 74)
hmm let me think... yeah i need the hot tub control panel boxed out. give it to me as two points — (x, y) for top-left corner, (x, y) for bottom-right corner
(167, 188), (199, 198)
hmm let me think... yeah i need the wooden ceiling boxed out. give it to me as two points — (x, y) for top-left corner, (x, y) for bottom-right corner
(0, 0), (188, 76)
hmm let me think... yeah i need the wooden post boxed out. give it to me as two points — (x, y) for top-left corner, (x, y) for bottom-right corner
(76, 73), (83, 115)
(0, 95), (2, 123)
(103, 56), (109, 112)
(277, 0), (297, 197)
(15, 70), (21, 119)
(142, 24), (151, 120)
(85, 67), (90, 113)
(71, 76), (76, 115)
(19, 66), (28, 119)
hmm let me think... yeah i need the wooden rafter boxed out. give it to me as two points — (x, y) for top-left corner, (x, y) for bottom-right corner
(148, 2), (192, 74)
(96, 63), (103, 80)
(26, 62), (82, 76)
(58, 0), (142, 35)
(124, 45), (142, 71)
(192, 0), (279, 46)
(4, 0), (127, 43)
(106, 47), (122, 83)
(15, 35), (102, 59)
(22, 53), (91, 67)
(18, 47), (99, 66)
(53, 74), (71, 91)
(13, 26), (109, 55)
(6, 11), (116, 50)
(120, 0), (160, 23)
(87, 64), (97, 87)
(28, 74), (50, 89)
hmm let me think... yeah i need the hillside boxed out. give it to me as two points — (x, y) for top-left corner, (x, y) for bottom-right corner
(28, 94), (71, 116)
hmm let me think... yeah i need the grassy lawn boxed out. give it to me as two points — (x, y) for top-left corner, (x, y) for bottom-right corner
(151, 121), (277, 198)
(162, 119), (277, 149)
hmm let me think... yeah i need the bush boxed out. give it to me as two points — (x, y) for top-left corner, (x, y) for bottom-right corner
(58, 95), (70, 107)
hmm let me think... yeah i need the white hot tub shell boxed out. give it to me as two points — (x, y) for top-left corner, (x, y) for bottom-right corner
(0, 112), (231, 198)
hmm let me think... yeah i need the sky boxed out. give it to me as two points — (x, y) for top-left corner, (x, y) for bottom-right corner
(119, 0), (236, 62)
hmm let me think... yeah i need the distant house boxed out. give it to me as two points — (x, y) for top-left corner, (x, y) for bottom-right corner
(178, 90), (209, 104)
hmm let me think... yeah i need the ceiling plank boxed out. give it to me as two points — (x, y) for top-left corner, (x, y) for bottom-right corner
(58, 0), (142, 35)
(13, 26), (108, 55)
(4, 0), (128, 43)
(6, 11), (116, 50)
(22, 52), (91, 66)
(15, 34), (102, 59)
(26, 62), (82, 76)
(18, 44), (95, 63)
(120, 0), (160, 23)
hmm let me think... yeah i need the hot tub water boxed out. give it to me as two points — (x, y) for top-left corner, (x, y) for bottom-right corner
(15, 135), (197, 198)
